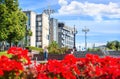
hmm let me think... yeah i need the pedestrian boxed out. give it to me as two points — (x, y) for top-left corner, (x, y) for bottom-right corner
(71, 48), (75, 54)
(43, 46), (48, 61)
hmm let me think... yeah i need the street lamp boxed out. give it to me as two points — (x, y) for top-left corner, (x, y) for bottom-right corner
(82, 26), (89, 50)
(73, 25), (77, 51)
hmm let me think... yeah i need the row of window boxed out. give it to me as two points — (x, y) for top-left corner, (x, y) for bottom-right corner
(36, 42), (42, 47)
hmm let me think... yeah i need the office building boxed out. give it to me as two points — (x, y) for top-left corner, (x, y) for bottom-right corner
(49, 18), (58, 44)
(23, 10), (74, 49)
(36, 13), (49, 48)
(24, 11), (36, 47)
(58, 23), (74, 48)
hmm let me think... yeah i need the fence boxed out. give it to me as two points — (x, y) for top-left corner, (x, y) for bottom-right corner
(32, 51), (120, 61)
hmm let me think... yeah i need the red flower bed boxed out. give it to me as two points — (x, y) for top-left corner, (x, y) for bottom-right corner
(0, 47), (120, 79)
(0, 47), (31, 79)
(36, 54), (120, 79)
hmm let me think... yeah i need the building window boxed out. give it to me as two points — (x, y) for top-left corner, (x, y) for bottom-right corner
(37, 33), (41, 36)
(47, 35), (49, 40)
(37, 27), (42, 31)
(36, 42), (42, 46)
(37, 17), (41, 21)
(38, 22), (42, 26)
(37, 37), (41, 40)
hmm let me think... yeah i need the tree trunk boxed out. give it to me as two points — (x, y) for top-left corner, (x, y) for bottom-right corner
(9, 41), (12, 47)
(14, 42), (18, 47)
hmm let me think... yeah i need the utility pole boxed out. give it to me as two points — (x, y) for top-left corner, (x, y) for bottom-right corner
(82, 26), (89, 50)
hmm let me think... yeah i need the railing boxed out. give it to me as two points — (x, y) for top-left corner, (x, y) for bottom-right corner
(32, 53), (68, 61)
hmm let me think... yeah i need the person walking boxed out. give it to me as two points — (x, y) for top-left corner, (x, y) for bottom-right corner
(43, 46), (48, 61)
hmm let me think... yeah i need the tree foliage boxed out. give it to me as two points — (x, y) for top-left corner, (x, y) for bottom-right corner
(106, 40), (120, 51)
(48, 41), (60, 54)
(87, 48), (100, 52)
(60, 47), (69, 54)
(26, 29), (32, 36)
(48, 41), (69, 54)
(48, 41), (59, 49)
(0, 0), (27, 46)
(0, 3), (8, 41)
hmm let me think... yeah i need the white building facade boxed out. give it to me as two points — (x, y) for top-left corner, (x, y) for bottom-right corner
(24, 11), (36, 47)
(36, 13), (49, 48)
(23, 11), (74, 49)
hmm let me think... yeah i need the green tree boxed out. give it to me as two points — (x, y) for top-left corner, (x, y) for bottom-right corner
(60, 46), (68, 54)
(48, 41), (59, 49)
(0, 4), (8, 41)
(0, 0), (27, 47)
(106, 40), (120, 51)
(48, 41), (69, 54)
(48, 41), (60, 54)
(6, 11), (27, 46)
(106, 41), (112, 49)
(0, 3), (9, 50)
(114, 40), (120, 51)
(26, 29), (32, 36)
(25, 29), (32, 46)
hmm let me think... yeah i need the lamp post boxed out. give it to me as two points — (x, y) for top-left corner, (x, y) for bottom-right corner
(79, 46), (81, 51)
(73, 25), (77, 51)
(82, 26), (89, 50)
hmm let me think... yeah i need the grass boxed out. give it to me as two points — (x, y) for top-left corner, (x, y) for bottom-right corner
(0, 51), (12, 58)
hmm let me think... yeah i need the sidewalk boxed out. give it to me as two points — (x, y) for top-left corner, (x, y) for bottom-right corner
(31, 60), (47, 65)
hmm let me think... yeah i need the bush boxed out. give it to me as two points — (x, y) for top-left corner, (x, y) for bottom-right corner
(25, 46), (43, 53)
(87, 48), (100, 52)
(48, 47), (69, 54)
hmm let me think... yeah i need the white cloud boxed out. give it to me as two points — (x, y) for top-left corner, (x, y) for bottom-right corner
(58, 0), (68, 6)
(94, 15), (103, 22)
(58, 1), (120, 21)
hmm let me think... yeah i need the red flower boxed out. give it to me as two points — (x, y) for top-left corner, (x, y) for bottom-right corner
(0, 69), (4, 76)
(7, 47), (31, 65)
(37, 73), (50, 79)
(1, 48), (120, 79)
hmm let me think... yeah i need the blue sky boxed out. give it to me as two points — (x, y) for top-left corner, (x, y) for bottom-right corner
(19, 0), (120, 49)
